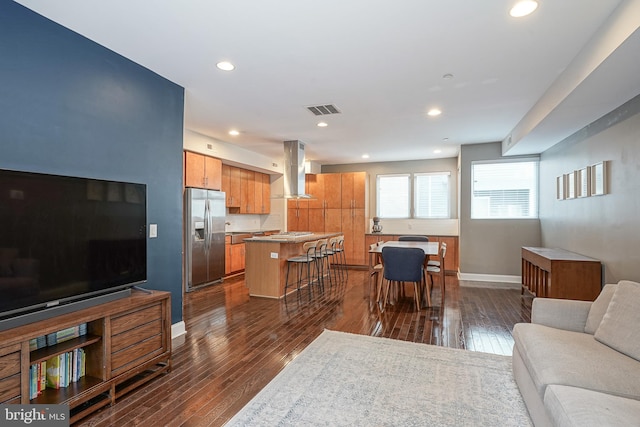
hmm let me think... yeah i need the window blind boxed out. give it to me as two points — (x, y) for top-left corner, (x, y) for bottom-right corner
(471, 160), (538, 219)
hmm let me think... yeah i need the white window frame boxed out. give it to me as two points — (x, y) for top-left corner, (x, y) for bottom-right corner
(471, 158), (539, 219)
(377, 172), (451, 219)
(376, 174), (410, 218)
(414, 172), (450, 219)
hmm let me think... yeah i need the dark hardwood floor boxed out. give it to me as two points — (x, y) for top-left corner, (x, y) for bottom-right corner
(79, 271), (532, 427)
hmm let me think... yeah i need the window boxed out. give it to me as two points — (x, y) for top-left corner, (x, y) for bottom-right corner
(377, 172), (450, 219)
(414, 173), (450, 218)
(377, 174), (410, 218)
(471, 159), (538, 219)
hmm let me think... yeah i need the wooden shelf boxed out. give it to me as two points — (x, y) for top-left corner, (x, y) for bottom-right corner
(0, 290), (171, 424)
(30, 375), (104, 405)
(30, 334), (101, 365)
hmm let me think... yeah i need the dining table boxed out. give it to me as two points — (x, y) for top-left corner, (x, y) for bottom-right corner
(368, 241), (440, 306)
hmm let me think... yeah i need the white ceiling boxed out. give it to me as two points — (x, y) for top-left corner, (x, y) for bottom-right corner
(15, 0), (640, 165)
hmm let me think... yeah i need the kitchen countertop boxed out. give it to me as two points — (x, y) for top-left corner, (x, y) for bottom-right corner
(245, 232), (341, 243)
(225, 229), (279, 235)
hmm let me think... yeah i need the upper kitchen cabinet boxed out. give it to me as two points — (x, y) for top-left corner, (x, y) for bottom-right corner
(287, 199), (309, 231)
(306, 173), (341, 209)
(341, 172), (367, 209)
(221, 164), (241, 208)
(255, 172), (271, 214)
(221, 167), (271, 214)
(184, 151), (222, 190)
(240, 169), (255, 213)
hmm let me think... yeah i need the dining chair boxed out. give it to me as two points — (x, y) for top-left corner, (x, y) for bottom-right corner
(397, 235), (441, 268)
(426, 242), (447, 306)
(397, 235), (429, 242)
(369, 242), (384, 300)
(380, 246), (425, 311)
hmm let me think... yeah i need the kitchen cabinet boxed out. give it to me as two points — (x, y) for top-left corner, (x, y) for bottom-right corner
(225, 236), (246, 275)
(287, 199), (309, 231)
(254, 172), (271, 214)
(342, 207), (366, 265)
(240, 169), (255, 213)
(222, 166), (270, 214)
(184, 151), (221, 190)
(221, 164), (241, 208)
(306, 173), (341, 209)
(341, 172), (367, 209)
(230, 243), (245, 273)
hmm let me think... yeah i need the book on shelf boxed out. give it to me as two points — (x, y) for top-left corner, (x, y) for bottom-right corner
(37, 349), (86, 395)
(44, 323), (88, 346)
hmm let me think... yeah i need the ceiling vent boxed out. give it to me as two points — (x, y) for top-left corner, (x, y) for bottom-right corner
(306, 104), (341, 116)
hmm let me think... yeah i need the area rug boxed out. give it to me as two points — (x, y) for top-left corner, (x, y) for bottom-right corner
(226, 330), (532, 426)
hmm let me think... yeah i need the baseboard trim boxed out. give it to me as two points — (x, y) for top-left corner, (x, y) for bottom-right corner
(458, 273), (522, 289)
(171, 321), (187, 340)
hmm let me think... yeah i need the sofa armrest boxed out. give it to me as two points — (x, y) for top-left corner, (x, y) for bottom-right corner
(531, 298), (592, 332)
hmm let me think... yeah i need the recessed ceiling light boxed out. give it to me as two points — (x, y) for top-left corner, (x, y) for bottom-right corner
(427, 108), (442, 117)
(317, 122), (328, 127)
(216, 61), (235, 71)
(434, 149), (442, 154)
(510, 1), (538, 17)
(362, 154), (370, 159)
(228, 130), (240, 136)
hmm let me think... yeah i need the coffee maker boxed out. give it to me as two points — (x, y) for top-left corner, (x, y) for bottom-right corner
(372, 217), (382, 233)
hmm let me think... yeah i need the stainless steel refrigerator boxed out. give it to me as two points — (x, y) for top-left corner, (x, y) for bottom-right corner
(185, 188), (226, 292)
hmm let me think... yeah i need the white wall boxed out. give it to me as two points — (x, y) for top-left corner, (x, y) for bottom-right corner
(539, 95), (640, 283)
(459, 143), (541, 278)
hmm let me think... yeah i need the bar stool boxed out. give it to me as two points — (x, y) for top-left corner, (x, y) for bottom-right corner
(336, 236), (347, 281)
(284, 240), (318, 303)
(329, 236), (345, 282)
(313, 239), (332, 291)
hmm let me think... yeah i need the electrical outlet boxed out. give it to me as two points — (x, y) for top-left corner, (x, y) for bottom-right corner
(270, 252), (278, 259)
(149, 224), (158, 238)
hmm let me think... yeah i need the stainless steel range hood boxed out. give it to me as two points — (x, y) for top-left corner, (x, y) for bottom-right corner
(283, 140), (309, 198)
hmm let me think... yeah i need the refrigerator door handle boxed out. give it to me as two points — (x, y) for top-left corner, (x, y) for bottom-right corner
(204, 198), (210, 252)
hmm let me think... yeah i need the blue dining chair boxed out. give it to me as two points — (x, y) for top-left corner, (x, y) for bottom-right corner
(397, 235), (429, 242)
(380, 246), (426, 311)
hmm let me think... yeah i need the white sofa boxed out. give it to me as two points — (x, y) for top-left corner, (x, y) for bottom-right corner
(512, 280), (640, 427)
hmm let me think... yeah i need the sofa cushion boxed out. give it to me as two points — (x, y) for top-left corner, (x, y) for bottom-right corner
(544, 384), (640, 427)
(584, 284), (617, 334)
(512, 323), (640, 400)
(594, 280), (640, 362)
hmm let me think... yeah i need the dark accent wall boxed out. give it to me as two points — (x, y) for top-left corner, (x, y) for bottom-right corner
(0, 1), (184, 323)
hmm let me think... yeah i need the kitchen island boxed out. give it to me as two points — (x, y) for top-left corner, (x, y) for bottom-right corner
(243, 232), (342, 298)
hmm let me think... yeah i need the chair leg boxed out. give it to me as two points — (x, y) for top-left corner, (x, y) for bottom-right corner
(422, 271), (432, 308)
(413, 281), (421, 311)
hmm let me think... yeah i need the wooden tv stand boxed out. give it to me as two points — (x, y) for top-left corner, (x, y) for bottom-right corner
(0, 289), (171, 424)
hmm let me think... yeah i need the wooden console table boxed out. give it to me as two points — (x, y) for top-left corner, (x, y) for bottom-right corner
(521, 247), (602, 301)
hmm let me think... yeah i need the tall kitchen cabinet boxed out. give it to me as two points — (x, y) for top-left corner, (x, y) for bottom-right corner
(184, 151), (222, 190)
(287, 199), (309, 231)
(289, 172), (368, 265)
(306, 173), (342, 232)
(340, 172), (367, 265)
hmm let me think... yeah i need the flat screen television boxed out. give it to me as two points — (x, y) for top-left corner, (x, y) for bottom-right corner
(0, 168), (147, 330)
